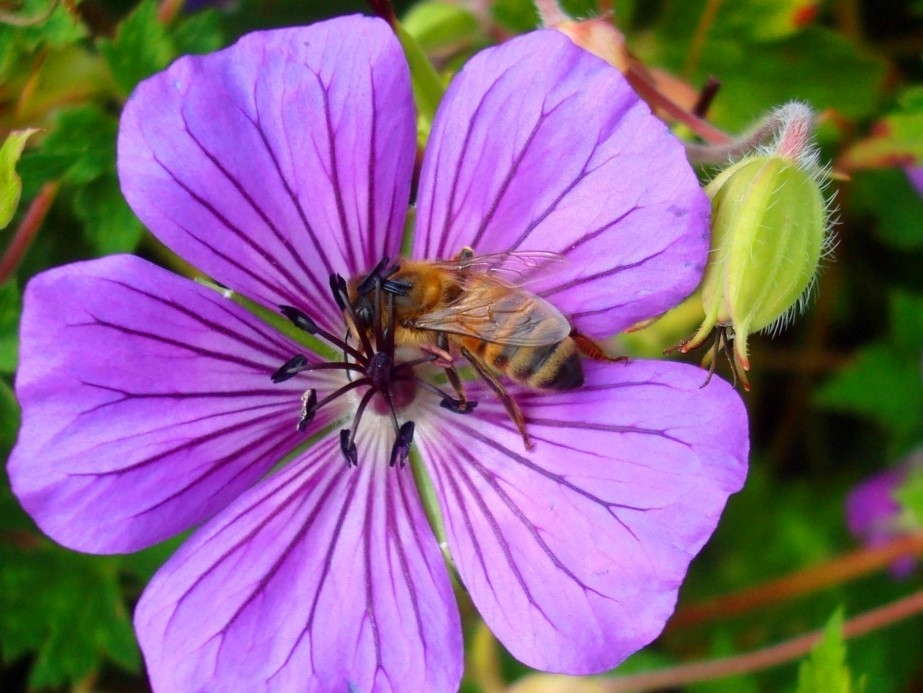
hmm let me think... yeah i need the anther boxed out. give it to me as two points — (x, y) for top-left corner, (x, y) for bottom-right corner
(297, 389), (317, 431)
(329, 274), (347, 311)
(339, 429), (358, 466)
(279, 306), (319, 334)
(272, 354), (309, 383)
(389, 420), (415, 468)
(357, 256), (393, 295)
(440, 398), (478, 414)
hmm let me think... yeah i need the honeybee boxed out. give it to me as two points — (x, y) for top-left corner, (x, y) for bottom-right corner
(347, 248), (618, 449)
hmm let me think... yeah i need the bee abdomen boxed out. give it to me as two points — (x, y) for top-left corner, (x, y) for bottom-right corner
(510, 339), (584, 391)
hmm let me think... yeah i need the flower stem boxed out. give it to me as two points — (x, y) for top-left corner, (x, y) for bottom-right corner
(622, 64), (730, 145)
(0, 181), (58, 284)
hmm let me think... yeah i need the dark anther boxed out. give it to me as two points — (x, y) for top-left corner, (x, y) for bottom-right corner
(272, 354), (309, 383)
(389, 421), (415, 468)
(339, 429), (358, 466)
(440, 398), (477, 414)
(329, 274), (347, 311)
(356, 256), (394, 295)
(279, 306), (318, 334)
(297, 389), (317, 431)
(356, 256), (412, 297)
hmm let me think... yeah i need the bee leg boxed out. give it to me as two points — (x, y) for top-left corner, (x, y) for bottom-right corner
(435, 333), (476, 414)
(571, 330), (628, 364)
(460, 346), (533, 450)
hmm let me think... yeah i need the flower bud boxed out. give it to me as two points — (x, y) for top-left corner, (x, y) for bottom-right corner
(682, 103), (833, 388)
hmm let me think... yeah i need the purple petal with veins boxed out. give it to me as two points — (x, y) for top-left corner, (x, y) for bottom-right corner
(136, 427), (462, 692)
(9, 255), (338, 553)
(118, 16), (415, 332)
(416, 360), (747, 673)
(414, 29), (710, 337)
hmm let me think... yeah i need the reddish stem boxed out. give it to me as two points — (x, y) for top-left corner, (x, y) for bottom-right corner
(623, 64), (730, 144)
(599, 589), (923, 692)
(670, 532), (923, 630)
(0, 181), (58, 284)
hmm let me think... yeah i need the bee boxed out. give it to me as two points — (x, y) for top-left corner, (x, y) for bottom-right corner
(346, 247), (619, 449)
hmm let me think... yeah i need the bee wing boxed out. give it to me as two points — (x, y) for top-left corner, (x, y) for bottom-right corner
(411, 282), (572, 346)
(429, 250), (564, 288)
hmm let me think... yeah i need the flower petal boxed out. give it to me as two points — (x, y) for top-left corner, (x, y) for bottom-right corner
(414, 30), (709, 336)
(416, 360), (748, 673)
(8, 255), (337, 553)
(118, 16), (415, 330)
(136, 429), (462, 692)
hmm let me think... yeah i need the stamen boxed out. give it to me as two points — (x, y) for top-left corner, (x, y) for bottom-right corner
(272, 354), (308, 383)
(279, 305), (319, 333)
(341, 387), (378, 466)
(339, 429), (358, 467)
(273, 356), (363, 383)
(279, 304), (365, 363)
(389, 421), (414, 468)
(297, 389), (317, 431)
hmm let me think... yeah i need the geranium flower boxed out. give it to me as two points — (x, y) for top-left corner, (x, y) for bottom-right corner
(9, 15), (749, 692)
(847, 449), (923, 579)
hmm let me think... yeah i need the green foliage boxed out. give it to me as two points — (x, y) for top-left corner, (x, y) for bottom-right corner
(0, 378), (19, 457)
(894, 466), (923, 525)
(0, 280), (21, 373)
(843, 87), (923, 168)
(99, 0), (177, 97)
(851, 169), (923, 250)
(796, 611), (862, 693)
(817, 292), (923, 453)
(74, 174), (145, 254)
(23, 106), (117, 188)
(0, 536), (140, 688)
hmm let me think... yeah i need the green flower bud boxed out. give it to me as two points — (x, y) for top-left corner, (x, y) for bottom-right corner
(682, 103), (833, 388)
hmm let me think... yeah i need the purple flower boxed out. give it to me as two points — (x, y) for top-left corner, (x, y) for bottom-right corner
(907, 166), (923, 197)
(9, 15), (748, 691)
(847, 450), (923, 579)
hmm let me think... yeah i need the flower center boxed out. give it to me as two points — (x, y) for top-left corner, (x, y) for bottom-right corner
(270, 262), (476, 468)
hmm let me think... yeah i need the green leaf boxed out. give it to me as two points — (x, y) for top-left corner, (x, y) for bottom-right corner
(0, 128), (40, 229)
(796, 610), (857, 693)
(74, 174), (145, 255)
(842, 88), (923, 168)
(0, 541), (140, 688)
(99, 0), (175, 97)
(815, 344), (923, 447)
(850, 169), (923, 250)
(894, 466), (923, 526)
(0, 280), (21, 373)
(28, 105), (118, 186)
(0, 0), (87, 54)
(0, 377), (20, 457)
(395, 20), (445, 146)
(651, 21), (885, 131)
(889, 291), (923, 356)
(402, 2), (481, 55)
(173, 9), (226, 56)
(490, 0), (539, 33)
